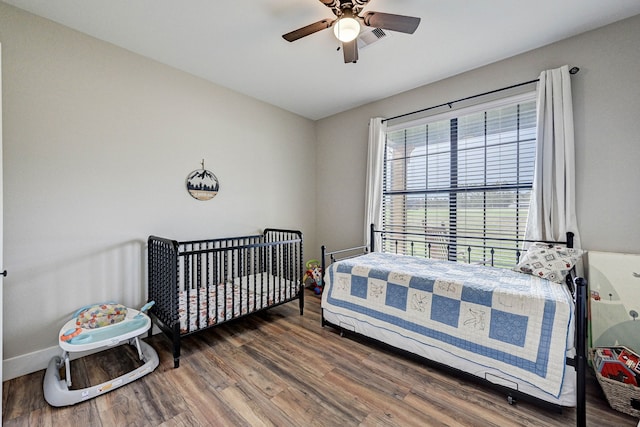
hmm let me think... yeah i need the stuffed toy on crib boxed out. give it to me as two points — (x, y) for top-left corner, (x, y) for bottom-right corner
(303, 259), (323, 295)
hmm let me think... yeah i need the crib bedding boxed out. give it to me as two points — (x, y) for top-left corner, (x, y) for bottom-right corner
(321, 252), (575, 404)
(179, 273), (298, 333)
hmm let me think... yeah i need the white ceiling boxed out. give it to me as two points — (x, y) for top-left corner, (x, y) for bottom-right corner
(4, 0), (640, 120)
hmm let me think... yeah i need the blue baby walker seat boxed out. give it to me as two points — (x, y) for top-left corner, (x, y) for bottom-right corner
(43, 301), (159, 407)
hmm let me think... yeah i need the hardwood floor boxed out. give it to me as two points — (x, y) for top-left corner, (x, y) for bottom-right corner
(3, 289), (638, 426)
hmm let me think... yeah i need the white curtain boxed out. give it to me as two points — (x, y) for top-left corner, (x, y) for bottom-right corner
(364, 117), (386, 250)
(525, 65), (581, 248)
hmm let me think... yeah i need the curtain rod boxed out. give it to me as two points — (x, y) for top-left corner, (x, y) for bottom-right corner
(382, 66), (580, 124)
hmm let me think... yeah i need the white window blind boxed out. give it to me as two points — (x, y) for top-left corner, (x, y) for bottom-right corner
(382, 92), (536, 267)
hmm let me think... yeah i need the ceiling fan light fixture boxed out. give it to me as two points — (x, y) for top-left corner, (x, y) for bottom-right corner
(333, 17), (360, 42)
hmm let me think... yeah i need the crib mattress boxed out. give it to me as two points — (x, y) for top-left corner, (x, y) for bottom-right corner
(178, 273), (297, 333)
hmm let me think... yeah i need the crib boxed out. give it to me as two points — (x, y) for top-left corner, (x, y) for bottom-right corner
(148, 228), (303, 367)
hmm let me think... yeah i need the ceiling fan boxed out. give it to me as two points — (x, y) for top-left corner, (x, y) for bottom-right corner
(282, 0), (421, 63)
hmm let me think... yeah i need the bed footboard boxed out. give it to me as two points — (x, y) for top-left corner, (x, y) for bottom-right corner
(574, 276), (587, 427)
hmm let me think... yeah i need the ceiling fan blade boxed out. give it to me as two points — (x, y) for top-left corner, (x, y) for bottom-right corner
(342, 40), (359, 63)
(282, 19), (335, 42)
(318, 0), (339, 8)
(362, 11), (421, 34)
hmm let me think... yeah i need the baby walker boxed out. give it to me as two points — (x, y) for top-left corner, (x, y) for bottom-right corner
(43, 301), (159, 407)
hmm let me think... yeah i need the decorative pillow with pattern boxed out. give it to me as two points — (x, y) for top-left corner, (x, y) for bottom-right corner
(513, 243), (584, 283)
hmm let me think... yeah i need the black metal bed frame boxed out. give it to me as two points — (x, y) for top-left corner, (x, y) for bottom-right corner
(320, 224), (587, 427)
(148, 228), (304, 368)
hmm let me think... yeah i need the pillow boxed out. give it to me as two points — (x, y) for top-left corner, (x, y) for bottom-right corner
(513, 242), (584, 283)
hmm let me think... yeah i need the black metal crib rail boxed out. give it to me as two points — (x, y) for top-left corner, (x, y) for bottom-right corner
(147, 236), (179, 336)
(148, 228), (303, 368)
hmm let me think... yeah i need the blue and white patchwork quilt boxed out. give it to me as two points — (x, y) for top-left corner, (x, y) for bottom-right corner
(321, 252), (573, 398)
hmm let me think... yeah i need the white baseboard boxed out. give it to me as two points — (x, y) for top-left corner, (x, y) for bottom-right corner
(3, 327), (162, 382)
(3, 346), (115, 381)
(3, 346), (60, 381)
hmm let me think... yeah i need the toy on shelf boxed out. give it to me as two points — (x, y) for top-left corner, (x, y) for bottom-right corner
(303, 259), (323, 295)
(43, 301), (159, 407)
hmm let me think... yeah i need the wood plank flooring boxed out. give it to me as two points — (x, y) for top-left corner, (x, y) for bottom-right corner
(3, 289), (638, 426)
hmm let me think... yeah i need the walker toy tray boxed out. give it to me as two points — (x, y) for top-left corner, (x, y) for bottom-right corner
(43, 302), (159, 407)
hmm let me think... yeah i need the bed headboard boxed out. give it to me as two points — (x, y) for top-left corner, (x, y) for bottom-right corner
(369, 224), (574, 268)
(321, 225), (578, 296)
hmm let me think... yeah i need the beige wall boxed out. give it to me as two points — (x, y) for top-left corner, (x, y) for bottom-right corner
(316, 14), (640, 256)
(0, 3), (317, 378)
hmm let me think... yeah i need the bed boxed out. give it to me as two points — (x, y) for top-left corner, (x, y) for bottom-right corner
(148, 228), (304, 367)
(321, 225), (587, 423)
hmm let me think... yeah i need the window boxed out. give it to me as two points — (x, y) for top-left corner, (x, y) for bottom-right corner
(382, 93), (536, 267)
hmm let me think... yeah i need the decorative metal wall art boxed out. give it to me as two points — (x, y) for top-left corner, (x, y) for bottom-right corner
(186, 160), (219, 201)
